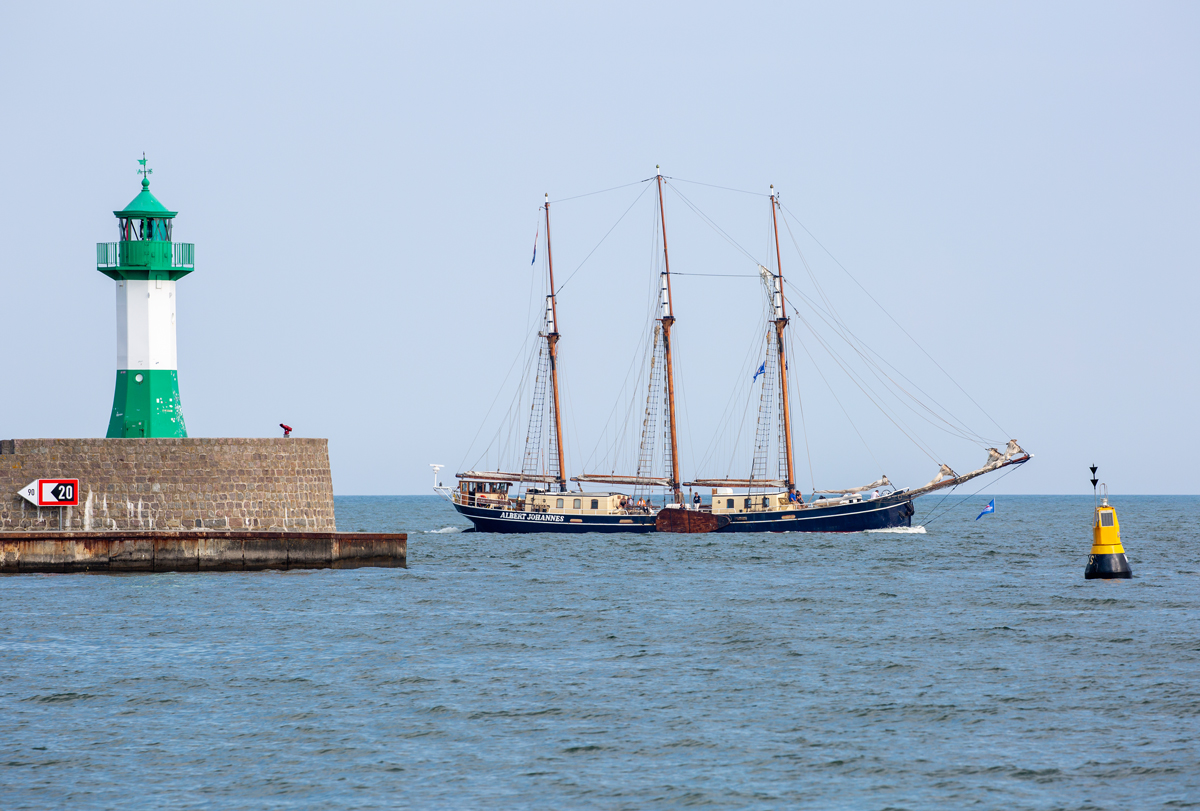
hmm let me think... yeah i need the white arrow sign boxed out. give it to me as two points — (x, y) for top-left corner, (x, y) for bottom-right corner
(18, 480), (39, 506)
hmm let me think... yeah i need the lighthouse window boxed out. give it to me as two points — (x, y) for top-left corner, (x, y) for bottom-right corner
(1100, 511), (1115, 527)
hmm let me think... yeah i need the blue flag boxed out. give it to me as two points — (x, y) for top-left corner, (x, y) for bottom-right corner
(531, 224), (539, 265)
(752, 362), (766, 382)
(976, 498), (995, 520)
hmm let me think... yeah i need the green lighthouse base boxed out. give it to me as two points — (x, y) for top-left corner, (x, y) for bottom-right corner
(106, 369), (188, 438)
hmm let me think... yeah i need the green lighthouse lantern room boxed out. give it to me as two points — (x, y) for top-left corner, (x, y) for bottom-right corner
(96, 155), (195, 438)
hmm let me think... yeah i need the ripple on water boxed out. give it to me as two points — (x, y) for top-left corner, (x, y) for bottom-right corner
(0, 494), (1197, 810)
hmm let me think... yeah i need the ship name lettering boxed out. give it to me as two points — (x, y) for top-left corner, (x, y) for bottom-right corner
(501, 511), (564, 522)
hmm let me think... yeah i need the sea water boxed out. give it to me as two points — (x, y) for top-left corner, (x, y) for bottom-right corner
(2, 495), (1197, 809)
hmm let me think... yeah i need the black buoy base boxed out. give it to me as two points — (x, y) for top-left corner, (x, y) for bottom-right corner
(1085, 552), (1132, 579)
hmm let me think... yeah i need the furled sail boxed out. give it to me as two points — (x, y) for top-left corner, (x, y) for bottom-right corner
(814, 476), (892, 495)
(906, 441), (1030, 498)
(457, 471), (562, 484)
(571, 474), (671, 486)
(685, 479), (788, 488)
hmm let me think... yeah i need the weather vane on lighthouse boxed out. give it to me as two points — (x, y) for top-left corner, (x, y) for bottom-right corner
(137, 153), (152, 181)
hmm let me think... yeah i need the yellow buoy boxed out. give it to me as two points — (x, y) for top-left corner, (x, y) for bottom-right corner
(1085, 475), (1132, 579)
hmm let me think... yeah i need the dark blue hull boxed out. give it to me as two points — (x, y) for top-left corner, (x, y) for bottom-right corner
(451, 495), (914, 533)
(716, 496), (915, 533)
(451, 502), (658, 533)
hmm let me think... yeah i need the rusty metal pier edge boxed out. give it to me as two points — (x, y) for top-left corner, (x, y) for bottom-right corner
(0, 531), (406, 573)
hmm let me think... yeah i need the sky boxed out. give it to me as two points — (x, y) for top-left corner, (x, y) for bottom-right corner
(0, 1), (1196, 495)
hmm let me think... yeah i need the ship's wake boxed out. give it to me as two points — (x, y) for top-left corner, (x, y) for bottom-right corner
(864, 525), (927, 534)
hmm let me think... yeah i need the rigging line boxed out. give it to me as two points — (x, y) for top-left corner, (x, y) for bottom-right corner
(555, 183), (653, 295)
(671, 272), (761, 278)
(550, 178), (649, 204)
(479, 333), (537, 470)
(788, 327), (817, 493)
(662, 180), (764, 266)
(777, 245), (997, 449)
(779, 222), (999, 447)
(784, 284), (990, 448)
(582, 301), (656, 473)
(693, 312), (765, 474)
(583, 256), (660, 474)
(669, 177), (772, 197)
(672, 324), (699, 485)
(462, 327), (539, 472)
(721, 331), (769, 479)
(779, 202), (1009, 438)
(560, 364), (585, 481)
(793, 307), (941, 463)
(469, 223), (547, 473)
(921, 463), (1023, 526)
(792, 325), (884, 471)
(775, 236), (996, 448)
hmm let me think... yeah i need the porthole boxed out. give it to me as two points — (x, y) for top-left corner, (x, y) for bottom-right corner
(134, 373), (144, 383)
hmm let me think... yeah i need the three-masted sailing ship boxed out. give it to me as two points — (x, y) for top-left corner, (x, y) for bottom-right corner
(439, 172), (1029, 533)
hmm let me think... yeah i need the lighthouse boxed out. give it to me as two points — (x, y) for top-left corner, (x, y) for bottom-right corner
(96, 156), (193, 437)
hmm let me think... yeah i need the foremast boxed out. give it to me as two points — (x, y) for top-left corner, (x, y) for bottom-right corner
(459, 194), (568, 495)
(769, 187), (798, 499)
(656, 169), (683, 504)
(543, 194), (568, 493)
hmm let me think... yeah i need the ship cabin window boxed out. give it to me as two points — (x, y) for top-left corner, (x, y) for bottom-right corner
(762, 496), (770, 508)
(1100, 511), (1115, 527)
(556, 498), (564, 508)
(744, 498), (751, 509)
(591, 499), (599, 510)
(726, 499), (734, 509)
(573, 498), (582, 509)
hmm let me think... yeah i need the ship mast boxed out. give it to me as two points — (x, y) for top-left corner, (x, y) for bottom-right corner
(656, 169), (683, 504)
(544, 194), (567, 493)
(770, 186), (797, 496)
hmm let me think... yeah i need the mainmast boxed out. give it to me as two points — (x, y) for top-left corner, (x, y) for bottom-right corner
(656, 168), (683, 504)
(544, 194), (568, 493)
(770, 186), (797, 496)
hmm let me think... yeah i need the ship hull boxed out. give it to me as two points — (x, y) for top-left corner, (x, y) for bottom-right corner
(450, 495), (915, 533)
(716, 496), (915, 533)
(450, 501), (658, 533)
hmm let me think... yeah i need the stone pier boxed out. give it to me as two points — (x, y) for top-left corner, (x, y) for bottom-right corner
(1, 438), (407, 572)
(0, 530), (405, 572)
(0, 438), (335, 532)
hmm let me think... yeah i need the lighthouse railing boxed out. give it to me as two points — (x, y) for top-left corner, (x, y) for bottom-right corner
(96, 242), (195, 270)
(173, 242), (194, 268)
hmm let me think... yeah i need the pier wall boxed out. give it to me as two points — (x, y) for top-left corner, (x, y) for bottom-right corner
(0, 531), (404, 572)
(0, 438), (335, 532)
